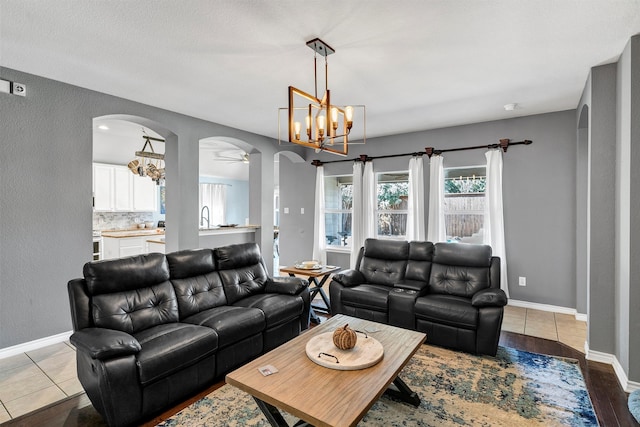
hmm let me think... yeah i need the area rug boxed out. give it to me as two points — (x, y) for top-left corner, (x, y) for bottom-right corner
(157, 345), (598, 426)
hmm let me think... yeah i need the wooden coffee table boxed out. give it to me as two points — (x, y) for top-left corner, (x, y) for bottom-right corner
(226, 314), (426, 427)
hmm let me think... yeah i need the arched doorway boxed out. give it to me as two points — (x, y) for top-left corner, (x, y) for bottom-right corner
(92, 115), (176, 258)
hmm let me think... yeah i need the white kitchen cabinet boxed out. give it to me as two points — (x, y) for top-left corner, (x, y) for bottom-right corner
(103, 236), (147, 260)
(132, 174), (158, 211)
(114, 167), (132, 211)
(146, 240), (166, 254)
(93, 163), (157, 212)
(93, 164), (114, 211)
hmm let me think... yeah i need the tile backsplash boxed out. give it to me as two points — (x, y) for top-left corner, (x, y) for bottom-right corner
(93, 212), (155, 231)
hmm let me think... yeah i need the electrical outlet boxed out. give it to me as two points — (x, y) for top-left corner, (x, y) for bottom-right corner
(11, 82), (26, 97)
(284, 207), (289, 214)
(519, 276), (526, 287)
(300, 208), (305, 214)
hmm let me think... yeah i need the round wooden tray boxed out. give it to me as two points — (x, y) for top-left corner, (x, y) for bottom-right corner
(305, 332), (384, 370)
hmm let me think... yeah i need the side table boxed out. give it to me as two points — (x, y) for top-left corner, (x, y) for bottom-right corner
(279, 265), (341, 323)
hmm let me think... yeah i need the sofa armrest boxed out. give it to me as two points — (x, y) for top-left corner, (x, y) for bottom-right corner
(394, 279), (429, 294)
(70, 328), (141, 360)
(471, 288), (508, 308)
(265, 277), (309, 295)
(331, 269), (365, 287)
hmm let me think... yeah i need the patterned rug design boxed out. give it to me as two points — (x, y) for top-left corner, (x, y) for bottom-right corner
(158, 345), (598, 426)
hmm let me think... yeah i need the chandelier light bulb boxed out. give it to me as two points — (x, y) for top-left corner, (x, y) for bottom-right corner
(317, 115), (326, 139)
(294, 121), (301, 139)
(345, 106), (354, 129)
(331, 107), (339, 130)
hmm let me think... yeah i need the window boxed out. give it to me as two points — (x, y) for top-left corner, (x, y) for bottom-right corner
(376, 172), (409, 239)
(199, 183), (226, 227)
(444, 166), (486, 243)
(324, 175), (353, 248)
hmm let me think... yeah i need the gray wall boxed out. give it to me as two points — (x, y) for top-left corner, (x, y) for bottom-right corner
(0, 67), (305, 349)
(615, 35), (640, 380)
(280, 110), (578, 307)
(577, 63), (618, 356)
(278, 156), (316, 266)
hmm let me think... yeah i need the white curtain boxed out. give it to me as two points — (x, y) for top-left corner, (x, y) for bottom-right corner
(363, 161), (376, 239)
(312, 165), (327, 265)
(406, 156), (426, 241)
(484, 149), (509, 297)
(427, 155), (446, 242)
(199, 183), (226, 226)
(350, 161), (376, 268)
(350, 162), (364, 268)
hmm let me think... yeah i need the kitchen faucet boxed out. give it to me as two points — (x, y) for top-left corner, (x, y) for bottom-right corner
(200, 205), (210, 229)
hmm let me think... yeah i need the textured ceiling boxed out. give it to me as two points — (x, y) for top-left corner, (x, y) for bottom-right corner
(2, 1), (640, 141)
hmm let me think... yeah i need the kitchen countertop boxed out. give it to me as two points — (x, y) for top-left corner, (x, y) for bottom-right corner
(100, 229), (165, 238)
(199, 225), (260, 235)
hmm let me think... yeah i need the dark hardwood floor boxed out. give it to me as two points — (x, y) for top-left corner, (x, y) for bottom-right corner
(4, 328), (636, 426)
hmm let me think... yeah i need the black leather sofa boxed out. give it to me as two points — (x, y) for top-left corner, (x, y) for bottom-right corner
(67, 243), (310, 427)
(329, 239), (507, 356)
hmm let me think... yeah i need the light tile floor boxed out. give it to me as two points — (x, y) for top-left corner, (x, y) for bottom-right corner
(0, 341), (83, 423)
(0, 306), (588, 422)
(502, 305), (587, 352)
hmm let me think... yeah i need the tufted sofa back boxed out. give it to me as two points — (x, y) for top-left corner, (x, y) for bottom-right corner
(405, 241), (434, 283)
(428, 242), (493, 298)
(214, 242), (268, 304)
(166, 249), (226, 319)
(358, 239), (409, 286)
(83, 253), (178, 334)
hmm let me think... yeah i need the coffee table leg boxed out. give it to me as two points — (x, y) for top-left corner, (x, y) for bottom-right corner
(384, 376), (421, 407)
(253, 397), (312, 427)
(253, 397), (290, 426)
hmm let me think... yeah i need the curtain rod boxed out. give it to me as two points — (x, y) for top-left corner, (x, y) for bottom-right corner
(311, 138), (532, 166)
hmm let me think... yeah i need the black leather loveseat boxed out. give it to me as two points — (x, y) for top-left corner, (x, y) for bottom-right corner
(329, 239), (507, 356)
(67, 242), (310, 427)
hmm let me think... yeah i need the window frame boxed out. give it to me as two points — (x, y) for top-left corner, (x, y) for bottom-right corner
(323, 174), (354, 250)
(443, 165), (487, 244)
(375, 170), (409, 240)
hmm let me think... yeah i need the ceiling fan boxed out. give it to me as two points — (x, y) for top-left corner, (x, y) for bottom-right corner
(211, 151), (250, 164)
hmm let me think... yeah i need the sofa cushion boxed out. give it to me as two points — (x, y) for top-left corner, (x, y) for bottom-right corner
(414, 294), (478, 330)
(84, 253), (170, 295)
(340, 284), (391, 311)
(233, 294), (304, 328)
(405, 241), (434, 282)
(133, 323), (218, 386)
(429, 264), (490, 298)
(215, 243), (269, 303)
(432, 242), (492, 268)
(182, 306), (265, 348)
(214, 242), (263, 270)
(92, 281), (179, 333)
(171, 273), (227, 319)
(166, 249), (216, 279)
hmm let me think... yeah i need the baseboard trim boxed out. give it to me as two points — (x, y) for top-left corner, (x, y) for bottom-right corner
(0, 331), (73, 359)
(585, 343), (640, 393)
(508, 299), (586, 321)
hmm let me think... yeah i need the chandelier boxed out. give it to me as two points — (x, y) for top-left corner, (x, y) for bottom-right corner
(128, 132), (165, 185)
(281, 38), (365, 156)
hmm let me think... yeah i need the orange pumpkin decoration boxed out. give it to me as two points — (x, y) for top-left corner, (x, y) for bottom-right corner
(333, 324), (358, 350)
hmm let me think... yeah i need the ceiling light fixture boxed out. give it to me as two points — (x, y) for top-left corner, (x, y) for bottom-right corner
(98, 124), (109, 130)
(280, 38), (365, 156)
(504, 103), (517, 111)
(128, 131), (165, 185)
